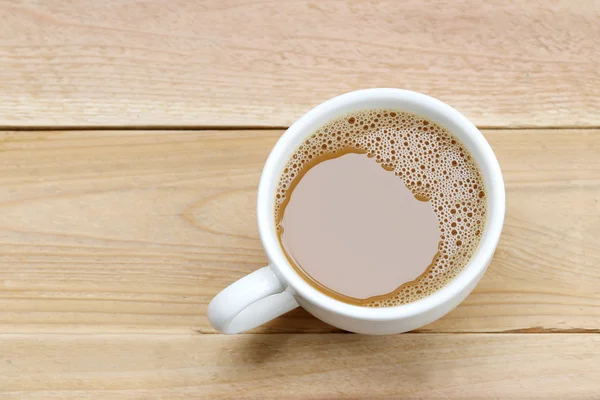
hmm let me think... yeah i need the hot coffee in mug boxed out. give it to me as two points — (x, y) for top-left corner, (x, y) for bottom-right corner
(208, 89), (504, 334)
(275, 110), (486, 307)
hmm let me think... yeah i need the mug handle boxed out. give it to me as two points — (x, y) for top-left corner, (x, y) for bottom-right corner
(208, 266), (299, 334)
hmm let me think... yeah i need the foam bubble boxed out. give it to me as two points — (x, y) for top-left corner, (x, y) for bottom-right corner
(275, 110), (487, 306)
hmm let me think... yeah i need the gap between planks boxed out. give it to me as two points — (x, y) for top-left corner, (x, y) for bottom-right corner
(2, 125), (600, 132)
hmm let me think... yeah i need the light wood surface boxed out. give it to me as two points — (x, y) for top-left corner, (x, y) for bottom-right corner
(1, 334), (599, 399)
(1, 0), (599, 128)
(2, 1), (600, 397)
(1, 129), (599, 335)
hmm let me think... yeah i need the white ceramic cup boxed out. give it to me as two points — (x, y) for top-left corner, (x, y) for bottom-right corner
(208, 89), (505, 334)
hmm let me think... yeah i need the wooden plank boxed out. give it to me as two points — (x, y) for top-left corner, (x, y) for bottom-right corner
(0, 129), (599, 334)
(1, 333), (598, 399)
(0, 0), (598, 128)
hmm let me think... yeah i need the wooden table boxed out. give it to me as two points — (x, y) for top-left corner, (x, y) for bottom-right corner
(1, 1), (599, 398)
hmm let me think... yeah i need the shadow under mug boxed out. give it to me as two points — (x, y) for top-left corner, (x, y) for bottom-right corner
(208, 89), (505, 334)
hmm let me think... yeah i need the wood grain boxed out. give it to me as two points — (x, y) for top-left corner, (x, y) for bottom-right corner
(1, 0), (599, 128)
(1, 333), (598, 399)
(0, 129), (599, 334)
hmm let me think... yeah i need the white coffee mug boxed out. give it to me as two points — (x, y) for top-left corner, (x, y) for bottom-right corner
(208, 89), (505, 334)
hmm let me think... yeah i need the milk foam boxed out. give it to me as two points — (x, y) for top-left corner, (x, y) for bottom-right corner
(275, 110), (486, 306)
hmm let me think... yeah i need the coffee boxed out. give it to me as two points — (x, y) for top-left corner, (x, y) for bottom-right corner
(275, 110), (486, 307)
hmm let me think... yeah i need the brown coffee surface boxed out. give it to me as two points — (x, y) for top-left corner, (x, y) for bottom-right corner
(275, 110), (486, 307)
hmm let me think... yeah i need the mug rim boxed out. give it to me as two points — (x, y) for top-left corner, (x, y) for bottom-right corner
(257, 88), (505, 321)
